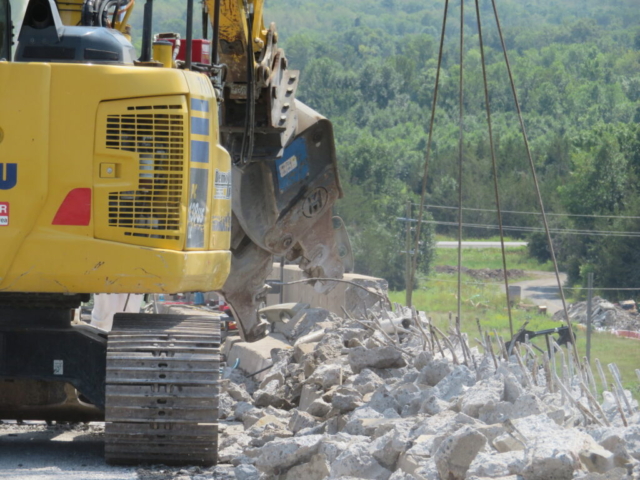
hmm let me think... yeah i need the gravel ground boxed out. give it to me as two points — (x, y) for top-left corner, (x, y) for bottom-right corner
(0, 422), (235, 480)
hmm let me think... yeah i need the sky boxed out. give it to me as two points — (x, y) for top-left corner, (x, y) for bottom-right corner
(11, 0), (26, 37)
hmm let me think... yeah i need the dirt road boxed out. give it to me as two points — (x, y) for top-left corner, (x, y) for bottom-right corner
(511, 271), (568, 315)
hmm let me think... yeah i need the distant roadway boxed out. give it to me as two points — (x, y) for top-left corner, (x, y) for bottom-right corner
(437, 241), (528, 248)
(511, 272), (568, 316)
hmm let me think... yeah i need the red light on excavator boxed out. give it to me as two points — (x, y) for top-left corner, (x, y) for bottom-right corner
(52, 188), (92, 226)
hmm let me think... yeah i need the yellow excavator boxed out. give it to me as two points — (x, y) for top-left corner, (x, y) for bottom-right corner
(0, 0), (349, 465)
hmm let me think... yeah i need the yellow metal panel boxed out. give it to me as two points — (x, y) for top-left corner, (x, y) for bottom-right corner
(0, 63), (51, 284)
(1, 233), (231, 293)
(100, 163), (118, 178)
(0, 63), (232, 294)
(57, 0), (84, 27)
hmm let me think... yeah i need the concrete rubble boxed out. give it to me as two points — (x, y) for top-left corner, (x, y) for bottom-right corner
(204, 297), (640, 480)
(553, 296), (640, 333)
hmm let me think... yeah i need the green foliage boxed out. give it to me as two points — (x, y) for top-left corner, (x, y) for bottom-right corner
(122, 0), (640, 291)
(527, 232), (551, 264)
(434, 246), (554, 271)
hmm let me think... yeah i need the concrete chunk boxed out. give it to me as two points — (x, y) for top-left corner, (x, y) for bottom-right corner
(348, 346), (407, 374)
(289, 410), (320, 435)
(254, 435), (324, 474)
(467, 451), (526, 478)
(329, 443), (392, 480)
(461, 377), (504, 418)
(307, 363), (342, 390)
(332, 387), (363, 413)
(350, 368), (385, 395)
(434, 425), (487, 480)
(284, 453), (331, 480)
(417, 358), (454, 386)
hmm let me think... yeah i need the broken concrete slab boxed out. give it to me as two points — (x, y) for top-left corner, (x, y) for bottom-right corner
(460, 377), (504, 418)
(467, 451), (526, 478)
(329, 443), (393, 480)
(434, 425), (487, 480)
(350, 368), (385, 396)
(348, 346), (407, 374)
(254, 435), (325, 474)
(227, 334), (293, 382)
(307, 363), (343, 390)
(331, 387), (363, 413)
(289, 410), (320, 435)
(284, 453), (331, 480)
(417, 358), (454, 386)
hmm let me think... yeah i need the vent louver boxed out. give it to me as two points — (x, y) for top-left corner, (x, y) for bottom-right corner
(105, 104), (185, 242)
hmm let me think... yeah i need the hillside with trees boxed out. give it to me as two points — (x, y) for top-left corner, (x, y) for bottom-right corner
(128, 0), (640, 292)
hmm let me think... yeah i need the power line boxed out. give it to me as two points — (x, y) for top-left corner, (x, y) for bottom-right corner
(414, 203), (640, 220)
(426, 276), (640, 291)
(399, 217), (640, 238)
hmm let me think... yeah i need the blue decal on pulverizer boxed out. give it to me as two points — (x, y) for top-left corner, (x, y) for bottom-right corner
(276, 138), (310, 192)
(191, 117), (210, 136)
(191, 98), (210, 113)
(191, 140), (210, 163)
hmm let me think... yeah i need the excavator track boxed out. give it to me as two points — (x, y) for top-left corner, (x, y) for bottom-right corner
(105, 314), (220, 466)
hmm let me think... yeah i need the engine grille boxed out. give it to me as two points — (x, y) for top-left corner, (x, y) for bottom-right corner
(106, 104), (185, 241)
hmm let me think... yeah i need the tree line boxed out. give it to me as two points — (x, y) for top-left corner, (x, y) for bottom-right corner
(128, 0), (640, 292)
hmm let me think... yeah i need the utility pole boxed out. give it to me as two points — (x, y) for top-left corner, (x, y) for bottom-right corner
(405, 201), (413, 307)
(586, 272), (594, 362)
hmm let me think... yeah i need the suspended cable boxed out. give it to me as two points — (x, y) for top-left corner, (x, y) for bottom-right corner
(457, 0), (465, 329)
(489, 0), (579, 365)
(414, 219), (640, 237)
(475, 0), (513, 337)
(408, 0), (450, 307)
(413, 203), (640, 220)
(420, 276), (640, 291)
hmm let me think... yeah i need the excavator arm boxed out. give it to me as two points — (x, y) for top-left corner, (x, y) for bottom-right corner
(204, 0), (352, 341)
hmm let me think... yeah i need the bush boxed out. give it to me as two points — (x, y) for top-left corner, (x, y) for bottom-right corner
(527, 232), (552, 263)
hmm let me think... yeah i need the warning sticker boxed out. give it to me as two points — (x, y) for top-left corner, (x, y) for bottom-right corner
(214, 170), (232, 200)
(0, 202), (8, 226)
(279, 155), (298, 178)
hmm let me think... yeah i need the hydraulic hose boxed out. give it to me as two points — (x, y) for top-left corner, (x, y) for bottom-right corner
(81, 0), (96, 26)
(97, 0), (119, 27)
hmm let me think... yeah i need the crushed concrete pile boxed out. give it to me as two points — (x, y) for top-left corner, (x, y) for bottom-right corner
(212, 304), (640, 480)
(436, 266), (526, 282)
(553, 296), (640, 332)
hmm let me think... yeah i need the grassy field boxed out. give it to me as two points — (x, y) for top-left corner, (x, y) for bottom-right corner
(435, 234), (522, 243)
(434, 246), (554, 271)
(392, 247), (640, 399)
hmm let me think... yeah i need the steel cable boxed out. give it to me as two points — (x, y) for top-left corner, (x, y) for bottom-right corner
(475, 0), (514, 338)
(457, 0), (465, 331)
(412, 203), (640, 220)
(489, 0), (580, 365)
(408, 0), (450, 307)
